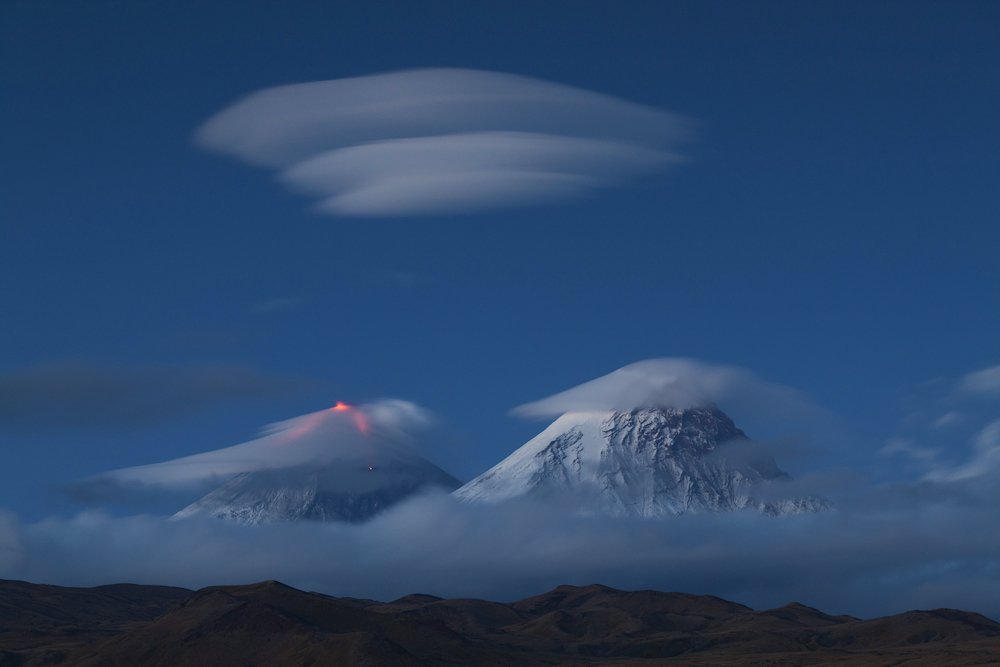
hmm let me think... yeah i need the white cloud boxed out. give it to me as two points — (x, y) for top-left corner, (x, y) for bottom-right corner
(958, 364), (1000, 395)
(512, 358), (821, 423)
(880, 437), (939, 463)
(195, 69), (690, 216)
(5, 480), (1000, 619)
(926, 420), (1000, 482)
(887, 364), (1000, 482)
(931, 411), (962, 428)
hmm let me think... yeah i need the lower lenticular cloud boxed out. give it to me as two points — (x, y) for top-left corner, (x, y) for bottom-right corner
(195, 68), (691, 216)
(90, 399), (432, 490)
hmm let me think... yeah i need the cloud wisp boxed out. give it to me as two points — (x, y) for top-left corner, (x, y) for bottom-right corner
(195, 68), (690, 216)
(0, 362), (307, 432)
(883, 361), (1000, 480)
(959, 363), (1000, 395)
(924, 420), (1000, 482)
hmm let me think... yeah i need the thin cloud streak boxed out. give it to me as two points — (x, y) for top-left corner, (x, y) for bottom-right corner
(925, 420), (1000, 482)
(0, 362), (308, 432)
(884, 363), (1000, 480)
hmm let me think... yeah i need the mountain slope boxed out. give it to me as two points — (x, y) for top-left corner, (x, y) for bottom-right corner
(0, 579), (190, 665)
(171, 403), (460, 524)
(455, 407), (826, 516)
(174, 458), (459, 525)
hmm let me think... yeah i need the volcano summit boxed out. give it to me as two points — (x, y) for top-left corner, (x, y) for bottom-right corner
(455, 406), (827, 517)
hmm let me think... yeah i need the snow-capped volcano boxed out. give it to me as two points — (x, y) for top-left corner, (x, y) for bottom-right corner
(174, 456), (459, 525)
(454, 406), (826, 517)
(167, 401), (460, 525)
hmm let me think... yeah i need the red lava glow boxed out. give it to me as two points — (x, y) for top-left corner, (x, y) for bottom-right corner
(328, 401), (370, 435)
(275, 403), (370, 447)
(353, 412), (370, 436)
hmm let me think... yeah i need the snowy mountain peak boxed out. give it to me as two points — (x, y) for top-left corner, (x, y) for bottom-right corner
(174, 458), (459, 525)
(455, 406), (827, 517)
(171, 402), (460, 525)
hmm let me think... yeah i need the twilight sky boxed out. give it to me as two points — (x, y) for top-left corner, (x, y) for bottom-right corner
(1, 2), (999, 610)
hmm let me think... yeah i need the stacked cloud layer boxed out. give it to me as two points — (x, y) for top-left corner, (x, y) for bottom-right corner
(196, 69), (690, 215)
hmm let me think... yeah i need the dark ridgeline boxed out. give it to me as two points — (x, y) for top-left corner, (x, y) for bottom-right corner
(1, 579), (998, 666)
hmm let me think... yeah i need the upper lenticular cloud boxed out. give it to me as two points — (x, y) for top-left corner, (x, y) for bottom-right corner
(512, 358), (819, 420)
(195, 68), (691, 216)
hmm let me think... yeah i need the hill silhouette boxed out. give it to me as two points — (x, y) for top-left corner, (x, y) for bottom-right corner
(1, 579), (998, 665)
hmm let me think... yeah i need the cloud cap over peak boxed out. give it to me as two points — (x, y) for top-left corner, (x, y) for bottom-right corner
(89, 399), (434, 490)
(195, 68), (691, 216)
(513, 358), (819, 421)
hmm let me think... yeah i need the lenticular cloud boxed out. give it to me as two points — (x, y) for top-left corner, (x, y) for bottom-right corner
(195, 68), (690, 216)
(91, 399), (432, 489)
(512, 358), (822, 422)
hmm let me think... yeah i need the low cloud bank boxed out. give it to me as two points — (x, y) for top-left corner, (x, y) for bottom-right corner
(2, 474), (999, 620)
(196, 68), (690, 216)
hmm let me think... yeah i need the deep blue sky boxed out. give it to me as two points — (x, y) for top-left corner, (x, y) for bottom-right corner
(2, 1), (998, 518)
